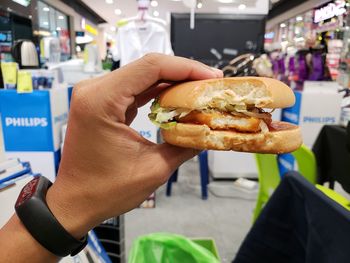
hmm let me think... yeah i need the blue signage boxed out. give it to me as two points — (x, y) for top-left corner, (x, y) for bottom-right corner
(0, 90), (54, 151)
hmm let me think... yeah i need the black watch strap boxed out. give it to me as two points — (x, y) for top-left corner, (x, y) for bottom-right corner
(15, 176), (88, 257)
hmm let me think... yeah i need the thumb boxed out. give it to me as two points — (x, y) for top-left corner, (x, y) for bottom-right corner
(154, 143), (200, 176)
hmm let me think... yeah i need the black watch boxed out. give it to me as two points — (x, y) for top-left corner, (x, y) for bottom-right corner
(15, 176), (88, 257)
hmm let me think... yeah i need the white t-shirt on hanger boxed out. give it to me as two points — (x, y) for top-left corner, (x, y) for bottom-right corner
(117, 21), (173, 66)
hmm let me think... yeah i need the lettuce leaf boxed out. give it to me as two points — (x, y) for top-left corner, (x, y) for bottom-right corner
(148, 112), (177, 129)
(149, 99), (190, 129)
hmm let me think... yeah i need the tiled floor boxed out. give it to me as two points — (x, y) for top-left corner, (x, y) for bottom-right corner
(125, 159), (255, 262)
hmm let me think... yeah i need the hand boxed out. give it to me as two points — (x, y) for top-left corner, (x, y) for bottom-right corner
(46, 54), (223, 239)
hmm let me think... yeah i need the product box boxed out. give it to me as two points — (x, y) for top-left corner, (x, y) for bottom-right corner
(130, 102), (157, 143)
(1, 62), (17, 89)
(279, 81), (342, 174)
(0, 88), (69, 182)
(0, 120), (5, 162)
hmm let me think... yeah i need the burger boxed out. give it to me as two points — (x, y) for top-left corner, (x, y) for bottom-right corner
(148, 77), (302, 154)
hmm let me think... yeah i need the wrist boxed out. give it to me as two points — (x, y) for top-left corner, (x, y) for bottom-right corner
(45, 180), (95, 240)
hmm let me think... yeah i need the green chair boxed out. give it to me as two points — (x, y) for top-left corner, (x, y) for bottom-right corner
(253, 144), (350, 220)
(316, 185), (350, 211)
(253, 144), (317, 221)
(252, 153), (280, 222)
(291, 144), (317, 185)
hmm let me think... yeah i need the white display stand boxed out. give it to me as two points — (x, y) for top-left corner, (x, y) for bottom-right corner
(298, 81), (342, 147)
(279, 81), (343, 173)
(51, 59), (106, 85)
(282, 81), (343, 147)
(208, 151), (257, 179)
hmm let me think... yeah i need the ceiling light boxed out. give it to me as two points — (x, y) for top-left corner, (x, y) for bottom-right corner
(114, 9), (122, 15)
(280, 23), (286, 28)
(216, 0), (234, 3)
(58, 15), (64, 20)
(153, 10), (159, 17)
(43, 7), (50, 12)
(105, 0), (113, 3)
(151, 0), (158, 7)
(197, 2), (203, 8)
(238, 4), (246, 10)
(110, 26), (116, 31)
(296, 16), (303, 21)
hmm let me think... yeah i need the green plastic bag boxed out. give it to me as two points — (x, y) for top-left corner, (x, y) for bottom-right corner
(128, 233), (220, 263)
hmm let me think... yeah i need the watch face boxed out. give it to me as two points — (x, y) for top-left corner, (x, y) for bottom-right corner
(15, 177), (40, 207)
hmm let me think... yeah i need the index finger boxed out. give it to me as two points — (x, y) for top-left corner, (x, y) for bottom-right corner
(101, 53), (223, 97)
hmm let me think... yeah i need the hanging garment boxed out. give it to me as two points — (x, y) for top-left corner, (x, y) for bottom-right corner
(297, 53), (308, 83)
(116, 21), (173, 66)
(308, 52), (324, 81)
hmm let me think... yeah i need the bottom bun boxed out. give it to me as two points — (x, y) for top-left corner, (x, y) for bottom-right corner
(161, 121), (302, 154)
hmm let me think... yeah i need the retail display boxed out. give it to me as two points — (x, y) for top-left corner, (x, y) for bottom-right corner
(279, 81), (342, 174)
(83, 43), (102, 73)
(0, 0), (349, 262)
(0, 61), (17, 89)
(282, 81), (343, 146)
(0, 159), (31, 184)
(93, 216), (126, 263)
(1, 60), (65, 91)
(150, 77), (301, 153)
(0, 88), (69, 182)
(40, 37), (61, 64)
(11, 39), (39, 69)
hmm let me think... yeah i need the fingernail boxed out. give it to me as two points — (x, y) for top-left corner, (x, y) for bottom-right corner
(211, 67), (223, 78)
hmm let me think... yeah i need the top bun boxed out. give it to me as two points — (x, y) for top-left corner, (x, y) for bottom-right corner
(159, 77), (295, 110)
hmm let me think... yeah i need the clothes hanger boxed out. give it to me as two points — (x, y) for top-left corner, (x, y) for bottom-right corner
(119, 1), (166, 27)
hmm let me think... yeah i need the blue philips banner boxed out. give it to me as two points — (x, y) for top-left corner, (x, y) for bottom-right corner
(0, 89), (69, 181)
(278, 91), (302, 177)
(0, 90), (54, 151)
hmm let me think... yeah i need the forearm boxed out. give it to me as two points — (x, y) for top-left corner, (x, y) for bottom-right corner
(0, 181), (90, 263)
(0, 214), (58, 263)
